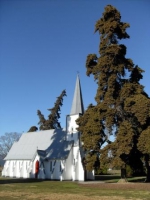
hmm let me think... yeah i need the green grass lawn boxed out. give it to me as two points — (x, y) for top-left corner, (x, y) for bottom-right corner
(0, 177), (150, 200)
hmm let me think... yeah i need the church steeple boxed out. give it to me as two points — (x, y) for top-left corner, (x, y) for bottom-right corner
(70, 75), (84, 115)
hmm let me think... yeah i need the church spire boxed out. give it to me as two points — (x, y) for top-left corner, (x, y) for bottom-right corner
(70, 74), (84, 115)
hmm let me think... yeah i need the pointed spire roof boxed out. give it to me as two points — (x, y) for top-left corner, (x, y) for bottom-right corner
(70, 75), (84, 115)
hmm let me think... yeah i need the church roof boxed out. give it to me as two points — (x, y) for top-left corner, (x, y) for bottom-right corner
(0, 158), (5, 166)
(70, 75), (84, 115)
(38, 140), (73, 160)
(4, 129), (73, 160)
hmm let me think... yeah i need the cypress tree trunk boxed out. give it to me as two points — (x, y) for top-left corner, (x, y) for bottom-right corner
(121, 168), (126, 179)
(118, 164), (128, 182)
(145, 155), (150, 182)
(118, 165), (128, 183)
(118, 168), (127, 183)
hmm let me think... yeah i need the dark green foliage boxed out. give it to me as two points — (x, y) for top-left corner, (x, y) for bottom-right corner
(126, 165), (133, 178)
(28, 126), (38, 132)
(37, 110), (47, 130)
(138, 128), (150, 155)
(47, 90), (66, 129)
(37, 90), (66, 130)
(76, 5), (150, 180)
(138, 128), (150, 181)
(99, 166), (108, 175)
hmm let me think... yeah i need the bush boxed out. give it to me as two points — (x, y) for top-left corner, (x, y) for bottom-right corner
(126, 165), (133, 177)
(99, 167), (108, 175)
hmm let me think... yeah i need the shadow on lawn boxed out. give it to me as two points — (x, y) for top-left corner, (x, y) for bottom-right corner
(0, 178), (44, 184)
(95, 175), (120, 180)
(95, 175), (146, 183)
(0, 176), (146, 185)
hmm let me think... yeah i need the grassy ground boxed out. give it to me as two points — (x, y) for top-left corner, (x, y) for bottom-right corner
(0, 176), (150, 200)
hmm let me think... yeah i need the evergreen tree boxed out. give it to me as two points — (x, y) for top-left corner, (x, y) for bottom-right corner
(47, 90), (66, 129)
(76, 5), (150, 180)
(37, 90), (66, 130)
(37, 110), (47, 130)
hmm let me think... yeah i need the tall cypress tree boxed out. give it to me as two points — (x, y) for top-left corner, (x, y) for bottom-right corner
(76, 5), (150, 180)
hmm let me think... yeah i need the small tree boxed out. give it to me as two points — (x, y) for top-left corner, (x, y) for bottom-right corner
(28, 126), (38, 132)
(0, 132), (21, 158)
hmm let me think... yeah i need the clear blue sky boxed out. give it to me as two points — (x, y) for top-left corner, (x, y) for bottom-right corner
(0, 0), (150, 135)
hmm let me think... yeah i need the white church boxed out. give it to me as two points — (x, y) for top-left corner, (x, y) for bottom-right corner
(2, 75), (94, 181)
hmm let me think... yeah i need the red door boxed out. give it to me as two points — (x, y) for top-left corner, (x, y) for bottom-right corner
(35, 160), (39, 178)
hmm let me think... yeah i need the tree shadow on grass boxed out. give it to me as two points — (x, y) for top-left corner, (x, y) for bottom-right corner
(95, 175), (120, 181)
(0, 178), (44, 184)
(95, 175), (146, 183)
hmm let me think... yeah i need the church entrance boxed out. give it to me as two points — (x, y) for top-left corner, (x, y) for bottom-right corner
(35, 160), (39, 179)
